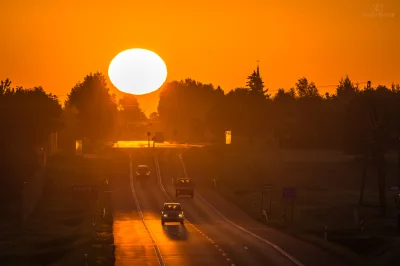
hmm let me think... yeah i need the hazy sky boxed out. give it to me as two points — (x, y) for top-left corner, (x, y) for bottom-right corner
(1, 0), (399, 115)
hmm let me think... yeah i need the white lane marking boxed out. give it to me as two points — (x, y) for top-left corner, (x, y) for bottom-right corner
(154, 153), (235, 265)
(129, 154), (164, 266)
(179, 151), (305, 266)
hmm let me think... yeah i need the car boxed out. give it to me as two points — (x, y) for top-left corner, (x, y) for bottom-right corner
(174, 177), (194, 198)
(161, 202), (184, 225)
(136, 165), (151, 180)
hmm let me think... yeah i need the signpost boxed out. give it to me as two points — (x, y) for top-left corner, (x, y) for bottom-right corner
(282, 187), (296, 222)
(261, 184), (273, 219)
(147, 132), (151, 147)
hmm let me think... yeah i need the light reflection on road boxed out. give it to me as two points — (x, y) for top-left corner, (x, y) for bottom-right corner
(113, 213), (160, 266)
(113, 140), (205, 148)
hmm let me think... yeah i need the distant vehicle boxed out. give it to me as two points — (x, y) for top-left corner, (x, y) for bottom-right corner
(174, 177), (194, 198)
(136, 165), (151, 180)
(161, 202), (184, 225)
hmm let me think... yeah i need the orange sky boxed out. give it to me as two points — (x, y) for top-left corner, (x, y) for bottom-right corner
(1, 0), (399, 115)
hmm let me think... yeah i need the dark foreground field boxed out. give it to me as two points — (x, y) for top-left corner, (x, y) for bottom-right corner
(0, 152), (115, 266)
(183, 145), (400, 266)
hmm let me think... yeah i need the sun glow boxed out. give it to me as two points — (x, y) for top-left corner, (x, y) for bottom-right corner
(108, 48), (167, 95)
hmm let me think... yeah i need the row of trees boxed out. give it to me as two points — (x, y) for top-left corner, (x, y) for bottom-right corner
(158, 68), (400, 153)
(0, 72), (148, 189)
(0, 79), (62, 188)
(4, 69), (400, 166)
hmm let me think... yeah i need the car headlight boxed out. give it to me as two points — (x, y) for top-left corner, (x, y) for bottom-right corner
(163, 214), (168, 217)
(178, 214), (183, 218)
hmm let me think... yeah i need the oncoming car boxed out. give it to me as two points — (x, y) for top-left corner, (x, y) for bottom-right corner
(161, 203), (184, 225)
(136, 165), (151, 180)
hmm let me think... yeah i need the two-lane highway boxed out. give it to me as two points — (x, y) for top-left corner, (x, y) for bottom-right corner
(110, 141), (345, 266)
(111, 149), (236, 266)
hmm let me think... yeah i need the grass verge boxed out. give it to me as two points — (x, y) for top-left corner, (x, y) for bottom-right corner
(0, 152), (115, 266)
(183, 146), (400, 266)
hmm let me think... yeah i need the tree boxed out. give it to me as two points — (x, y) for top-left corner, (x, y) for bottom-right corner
(118, 93), (147, 124)
(158, 78), (222, 141)
(336, 75), (359, 105)
(272, 88), (297, 142)
(149, 112), (159, 120)
(65, 72), (118, 141)
(246, 66), (269, 98)
(295, 77), (320, 99)
(0, 79), (62, 186)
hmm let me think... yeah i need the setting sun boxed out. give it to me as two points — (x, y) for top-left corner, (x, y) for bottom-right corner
(108, 48), (167, 95)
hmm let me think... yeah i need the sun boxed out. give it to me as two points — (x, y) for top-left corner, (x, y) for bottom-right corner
(108, 48), (167, 95)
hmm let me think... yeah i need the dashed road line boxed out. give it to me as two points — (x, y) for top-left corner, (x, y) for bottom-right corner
(154, 152), (236, 266)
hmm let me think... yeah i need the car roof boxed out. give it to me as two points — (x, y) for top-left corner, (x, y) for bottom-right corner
(164, 202), (181, 205)
(137, 165), (149, 168)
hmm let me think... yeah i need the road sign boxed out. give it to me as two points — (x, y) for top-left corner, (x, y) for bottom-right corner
(282, 187), (296, 198)
(225, 131), (231, 144)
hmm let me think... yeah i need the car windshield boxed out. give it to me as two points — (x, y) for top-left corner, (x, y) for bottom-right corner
(137, 166), (149, 172)
(163, 204), (182, 211)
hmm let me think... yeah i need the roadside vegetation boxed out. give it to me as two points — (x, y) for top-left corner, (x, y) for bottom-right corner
(183, 146), (400, 266)
(0, 153), (115, 266)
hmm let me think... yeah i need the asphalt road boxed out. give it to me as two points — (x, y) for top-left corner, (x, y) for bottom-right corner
(111, 149), (235, 266)
(111, 148), (345, 266)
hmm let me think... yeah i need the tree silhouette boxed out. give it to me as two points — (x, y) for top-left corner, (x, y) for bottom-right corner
(118, 93), (147, 124)
(158, 78), (222, 141)
(0, 79), (62, 187)
(295, 77), (320, 99)
(65, 72), (117, 141)
(149, 112), (159, 121)
(246, 66), (269, 98)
